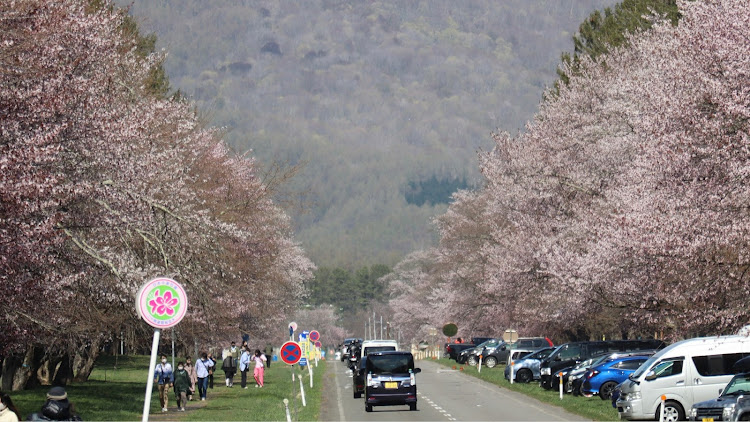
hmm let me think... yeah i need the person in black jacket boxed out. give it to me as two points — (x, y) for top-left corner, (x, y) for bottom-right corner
(26, 387), (82, 421)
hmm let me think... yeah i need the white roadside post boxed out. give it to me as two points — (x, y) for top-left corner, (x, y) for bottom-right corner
(308, 363), (313, 388)
(283, 398), (291, 422)
(478, 355), (482, 373)
(299, 375), (307, 407)
(659, 395), (666, 422)
(510, 361), (515, 385)
(559, 372), (564, 400)
(136, 278), (188, 422)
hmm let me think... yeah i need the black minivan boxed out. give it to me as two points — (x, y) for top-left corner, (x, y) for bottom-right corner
(364, 351), (421, 412)
(539, 339), (666, 389)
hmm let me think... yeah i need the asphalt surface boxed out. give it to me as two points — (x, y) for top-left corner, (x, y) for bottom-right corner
(321, 358), (591, 421)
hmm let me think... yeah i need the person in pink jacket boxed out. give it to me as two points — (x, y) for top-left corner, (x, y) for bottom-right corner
(252, 349), (267, 388)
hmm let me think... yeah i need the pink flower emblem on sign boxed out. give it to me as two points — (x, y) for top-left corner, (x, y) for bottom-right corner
(149, 289), (178, 316)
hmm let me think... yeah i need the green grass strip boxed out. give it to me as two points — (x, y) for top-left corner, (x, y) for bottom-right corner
(8, 355), (324, 421)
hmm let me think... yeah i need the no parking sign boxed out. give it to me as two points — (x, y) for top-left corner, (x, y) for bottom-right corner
(280, 341), (302, 365)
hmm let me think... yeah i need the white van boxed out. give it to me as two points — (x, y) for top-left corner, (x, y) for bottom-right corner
(361, 339), (398, 356)
(616, 335), (750, 421)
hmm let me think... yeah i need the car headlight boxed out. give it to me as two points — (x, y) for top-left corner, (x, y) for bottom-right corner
(689, 407), (697, 419)
(541, 368), (550, 375)
(627, 391), (641, 401)
(723, 404), (736, 420)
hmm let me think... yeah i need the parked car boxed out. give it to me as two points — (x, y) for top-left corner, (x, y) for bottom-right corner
(540, 339), (666, 390)
(509, 337), (555, 350)
(444, 343), (477, 361)
(364, 351), (421, 412)
(617, 335), (750, 421)
(568, 351), (658, 396)
(505, 347), (555, 383)
(689, 356), (750, 421)
(463, 338), (506, 366)
(582, 355), (652, 400)
(458, 338), (500, 364)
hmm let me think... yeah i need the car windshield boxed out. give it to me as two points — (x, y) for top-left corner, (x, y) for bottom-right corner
(364, 346), (396, 356)
(367, 354), (414, 375)
(723, 374), (750, 396)
(524, 348), (554, 360)
(632, 355), (660, 379)
(476, 339), (501, 348)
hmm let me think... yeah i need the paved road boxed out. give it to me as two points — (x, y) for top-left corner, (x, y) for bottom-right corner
(321, 359), (590, 421)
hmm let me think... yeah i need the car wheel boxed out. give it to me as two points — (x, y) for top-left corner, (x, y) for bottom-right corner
(467, 355), (478, 366)
(365, 404), (372, 412)
(657, 401), (685, 422)
(485, 357), (498, 368)
(599, 381), (618, 400)
(409, 403), (417, 411)
(515, 369), (532, 383)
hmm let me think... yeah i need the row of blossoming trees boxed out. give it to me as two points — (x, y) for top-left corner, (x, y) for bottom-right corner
(1, 0), (314, 389)
(386, 0), (750, 344)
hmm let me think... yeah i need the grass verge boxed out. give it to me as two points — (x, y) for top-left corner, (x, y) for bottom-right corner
(432, 358), (620, 421)
(7, 355), (324, 421)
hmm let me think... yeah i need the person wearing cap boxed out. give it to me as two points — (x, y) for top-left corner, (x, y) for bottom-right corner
(26, 387), (82, 421)
(0, 391), (20, 422)
(154, 354), (173, 412)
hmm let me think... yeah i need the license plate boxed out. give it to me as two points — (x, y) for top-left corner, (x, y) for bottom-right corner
(384, 382), (398, 389)
(702, 418), (714, 422)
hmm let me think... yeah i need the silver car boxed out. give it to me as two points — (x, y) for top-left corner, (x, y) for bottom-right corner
(504, 347), (555, 383)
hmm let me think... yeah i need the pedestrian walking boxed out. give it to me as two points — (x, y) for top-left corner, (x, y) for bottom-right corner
(264, 344), (273, 368)
(0, 391), (20, 422)
(239, 347), (251, 389)
(195, 352), (214, 401)
(154, 354), (173, 412)
(222, 342), (238, 387)
(173, 362), (190, 412)
(252, 349), (267, 388)
(207, 353), (217, 389)
(184, 357), (197, 401)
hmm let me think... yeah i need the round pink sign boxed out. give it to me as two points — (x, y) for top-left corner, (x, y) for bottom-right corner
(136, 277), (188, 329)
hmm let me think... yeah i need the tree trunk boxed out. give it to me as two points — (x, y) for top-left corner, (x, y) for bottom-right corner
(73, 338), (100, 382)
(1, 353), (22, 391)
(53, 353), (74, 386)
(1, 347), (36, 391)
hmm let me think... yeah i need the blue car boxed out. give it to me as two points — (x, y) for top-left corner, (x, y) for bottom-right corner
(581, 355), (650, 400)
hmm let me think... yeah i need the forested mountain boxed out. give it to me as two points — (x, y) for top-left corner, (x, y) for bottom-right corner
(118, 0), (618, 269)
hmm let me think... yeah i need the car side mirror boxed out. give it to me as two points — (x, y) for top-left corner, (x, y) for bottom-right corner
(413, 368), (422, 374)
(645, 371), (657, 381)
(501, 345), (507, 351)
(554, 356), (562, 361)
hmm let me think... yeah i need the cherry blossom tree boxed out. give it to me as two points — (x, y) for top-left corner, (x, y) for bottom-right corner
(1, 0), (313, 389)
(389, 0), (750, 343)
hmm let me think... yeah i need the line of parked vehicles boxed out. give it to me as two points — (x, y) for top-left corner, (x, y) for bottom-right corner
(445, 331), (750, 421)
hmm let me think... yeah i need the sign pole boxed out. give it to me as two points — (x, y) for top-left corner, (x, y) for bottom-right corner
(135, 277), (189, 422)
(142, 328), (161, 422)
